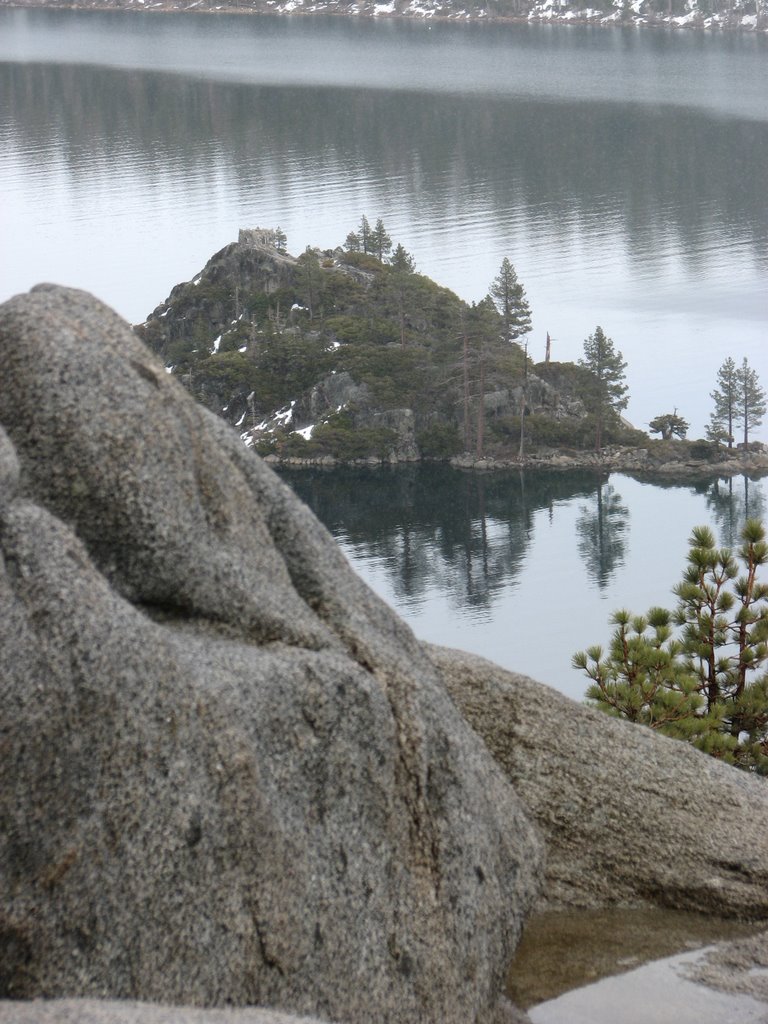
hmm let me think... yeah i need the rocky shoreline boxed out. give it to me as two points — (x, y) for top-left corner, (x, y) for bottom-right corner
(0, 0), (764, 32)
(263, 443), (768, 480)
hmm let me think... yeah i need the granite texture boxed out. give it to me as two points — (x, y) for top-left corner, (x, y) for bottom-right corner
(430, 645), (768, 917)
(0, 286), (542, 1024)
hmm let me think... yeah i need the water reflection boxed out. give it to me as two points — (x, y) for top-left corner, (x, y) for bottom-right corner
(3, 60), (766, 277)
(575, 481), (630, 590)
(706, 473), (767, 548)
(507, 907), (757, 1009)
(284, 466), (768, 610)
(284, 464), (606, 610)
(280, 466), (768, 697)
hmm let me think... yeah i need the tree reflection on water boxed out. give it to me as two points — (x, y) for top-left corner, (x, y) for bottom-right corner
(282, 464), (606, 610)
(575, 480), (630, 591)
(706, 473), (766, 549)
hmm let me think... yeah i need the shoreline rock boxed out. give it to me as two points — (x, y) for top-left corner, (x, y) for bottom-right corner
(430, 645), (768, 919)
(261, 445), (768, 482)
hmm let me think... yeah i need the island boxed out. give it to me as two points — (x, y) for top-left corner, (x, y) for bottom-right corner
(136, 226), (768, 478)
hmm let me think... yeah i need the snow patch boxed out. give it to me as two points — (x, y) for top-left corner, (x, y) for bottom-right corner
(276, 402), (296, 425)
(236, 411), (247, 427)
(212, 334), (222, 353)
(250, 400), (298, 437)
(672, 9), (699, 22)
(295, 424), (315, 440)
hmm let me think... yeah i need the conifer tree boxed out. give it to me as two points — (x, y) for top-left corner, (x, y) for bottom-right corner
(274, 226), (287, 253)
(344, 231), (361, 253)
(463, 297), (501, 458)
(735, 357), (767, 446)
(372, 218), (392, 262)
(297, 246), (322, 321)
(358, 215), (372, 254)
(390, 243), (415, 273)
(707, 356), (738, 447)
(489, 257), (531, 343)
(574, 519), (768, 773)
(578, 326), (628, 451)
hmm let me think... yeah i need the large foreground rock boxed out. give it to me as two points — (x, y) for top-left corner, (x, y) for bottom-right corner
(2, 285), (768, 1024)
(430, 647), (768, 918)
(0, 286), (542, 1022)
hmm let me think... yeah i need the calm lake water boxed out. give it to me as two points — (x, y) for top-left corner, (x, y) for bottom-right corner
(280, 464), (767, 699)
(1, 9), (766, 439)
(2, 10), (767, 694)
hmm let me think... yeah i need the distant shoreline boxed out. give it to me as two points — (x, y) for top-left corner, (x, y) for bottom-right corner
(0, 0), (764, 32)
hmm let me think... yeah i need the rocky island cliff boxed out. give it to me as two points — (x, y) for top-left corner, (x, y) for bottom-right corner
(137, 229), (768, 480)
(1, 283), (768, 1023)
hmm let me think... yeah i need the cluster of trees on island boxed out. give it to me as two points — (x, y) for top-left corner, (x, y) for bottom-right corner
(138, 218), (766, 465)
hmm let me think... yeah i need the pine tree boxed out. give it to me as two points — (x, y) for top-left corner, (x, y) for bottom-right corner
(344, 231), (361, 253)
(274, 226), (287, 253)
(735, 357), (767, 447)
(358, 215), (372, 254)
(297, 246), (322, 321)
(578, 326), (629, 451)
(575, 519), (768, 773)
(463, 298), (501, 459)
(372, 218), (392, 262)
(390, 243), (415, 273)
(707, 356), (739, 447)
(489, 257), (531, 344)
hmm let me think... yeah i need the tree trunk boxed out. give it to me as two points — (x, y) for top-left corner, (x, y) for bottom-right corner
(463, 331), (471, 450)
(518, 390), (526, 459)
(476, 351), (485, 460)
